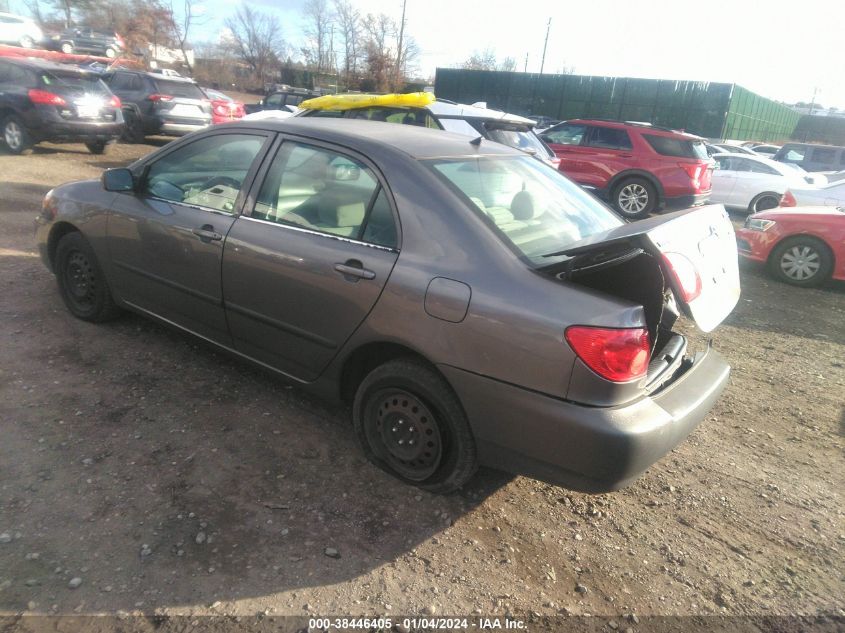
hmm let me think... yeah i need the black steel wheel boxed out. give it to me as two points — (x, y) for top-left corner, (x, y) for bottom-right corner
(55, 232), (122, 322)
(353, 358), (477, 493)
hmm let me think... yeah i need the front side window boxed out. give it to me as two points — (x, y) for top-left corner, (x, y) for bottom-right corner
(265, 93), (282, 108)
(587, 126), (633, 151)
(429, 155), (622, 263)
(253, 141), (397, 247)
(782, 147), (806, 162)
(144, 134), (266, 214)
(543, 123), (586, 145)
(810, 148), (836, 165)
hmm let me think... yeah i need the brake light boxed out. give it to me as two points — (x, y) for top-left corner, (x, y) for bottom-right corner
(148, 94), (173, 102)
(662, 252), (702, 303)
(565, 326), (650, 383)
(678, 162), (705, 191)
(781, 190), (796, 207)
(107, 95), (121, 108)
(213, 104), (228, 116)
(28, 89), (66, 106)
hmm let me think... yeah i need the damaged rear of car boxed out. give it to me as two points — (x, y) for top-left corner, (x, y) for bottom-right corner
(426, 153), (739, 491)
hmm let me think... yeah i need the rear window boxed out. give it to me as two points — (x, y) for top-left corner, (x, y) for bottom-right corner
(40, 70), (110, 96)
(644, 134), (708, 160)
(482, 124), (554, 158)
(428, 155), (622, 264)
(153, 79), (204, 99)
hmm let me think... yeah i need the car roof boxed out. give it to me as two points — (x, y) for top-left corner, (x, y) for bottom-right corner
(224, 117), (522, 160)
(428, 100), (535, 125)
(712, 152), (795, 171)
(0, 57), (92, 75)
(109, 69), (197, 83)
(565, 118), (703, 139)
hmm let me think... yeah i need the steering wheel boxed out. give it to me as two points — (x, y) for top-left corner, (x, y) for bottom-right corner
(202, 176), (241, 190)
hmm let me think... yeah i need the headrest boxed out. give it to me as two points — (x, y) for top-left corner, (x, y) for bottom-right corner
(469, 197), (487, 211)
(318, 201), (366, 227)
(511, 190), (540, 220)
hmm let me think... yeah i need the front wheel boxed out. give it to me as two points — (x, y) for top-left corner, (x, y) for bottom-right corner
(85, 140), (109, 155)
(55, 232), (122, 322)
(748, 192), (780, 214)
(60, 42), (74, 54)
(104, 47), (117, 59)
(768, 236), (832, 288)
(612, 177), (656, 220)
(353, 358), (478, 493)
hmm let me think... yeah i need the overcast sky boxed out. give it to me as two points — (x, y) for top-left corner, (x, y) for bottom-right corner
(15, 0), (844, 108)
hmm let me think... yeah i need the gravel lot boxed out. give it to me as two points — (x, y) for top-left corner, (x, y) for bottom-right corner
(0, 141), (843, 628)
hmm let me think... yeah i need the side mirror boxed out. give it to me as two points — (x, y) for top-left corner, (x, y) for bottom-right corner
(102, 168), (135, 192)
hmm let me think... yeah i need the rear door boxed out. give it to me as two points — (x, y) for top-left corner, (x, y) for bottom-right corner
(222, 137), (400, 381)
(541, 123), (590, 183)
(710, 156), (739, 206)
(107, 131), (271, 342)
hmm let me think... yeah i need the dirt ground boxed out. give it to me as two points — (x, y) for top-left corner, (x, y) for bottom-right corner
(0, 140), (843, 629)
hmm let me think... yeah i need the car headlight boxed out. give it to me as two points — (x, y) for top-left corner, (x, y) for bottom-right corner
(744, 217), (776, 231)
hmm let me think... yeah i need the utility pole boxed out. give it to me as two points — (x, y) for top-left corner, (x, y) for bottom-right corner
(524, 53), (528, 72)
(395, 0), (407, 91)
(539, 17), (551, 74)
(808, 86), (819, 116)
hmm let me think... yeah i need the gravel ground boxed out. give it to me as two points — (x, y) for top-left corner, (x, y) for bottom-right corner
(0, 141), (843, 629)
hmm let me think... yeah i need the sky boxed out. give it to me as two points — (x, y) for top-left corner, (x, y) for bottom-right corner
(12, 0), (845, 108)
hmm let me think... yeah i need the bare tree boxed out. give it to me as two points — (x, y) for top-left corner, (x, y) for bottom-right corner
(302, 0), (334, 74)
(499, 56), (517, 72)
(169, 0), (206, 73)
(224, 5), (284, 87)
(461, 48), (497, 71)
(333, 0), (360, 87)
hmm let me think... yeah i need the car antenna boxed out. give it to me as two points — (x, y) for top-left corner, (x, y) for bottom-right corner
(470, 136), (483, 146)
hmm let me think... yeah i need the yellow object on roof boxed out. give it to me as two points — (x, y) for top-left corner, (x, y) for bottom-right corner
(300, 92), (435, 111)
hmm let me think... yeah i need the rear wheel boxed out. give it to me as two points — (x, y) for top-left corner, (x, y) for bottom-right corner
(353, 358), (478, 493)
(105, 47), (117, 59)
(768, 236), (832, 288)
(612, 177), (656, 220)
(85, 140), (109, 155)
(2, 115), (32, 154)
(121, 110), (145, 143)
(60, 42), (73, 54)
(748, 192), (780, 214)
(55, 232), (122, 322)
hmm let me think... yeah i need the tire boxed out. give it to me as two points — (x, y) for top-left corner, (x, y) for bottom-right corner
(748, 192), (780, 214)
(54, 232), (122, 322)
(767, 236), (833, 288)
(60, 42), (73, 54)
(612, 177), (657, 220)
(19, 35), (34, 48)
(121, 110), (145, 144)
(353, 358), (478, 493)
(2, 115), (32, 154)
(85, 140), (109, 155)
(105, 47), (116, 59)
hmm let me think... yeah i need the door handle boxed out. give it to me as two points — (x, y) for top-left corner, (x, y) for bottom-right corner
(620, 153), (634, 158)
(191, 225), (223, 242)
(334, 260), (376, 281)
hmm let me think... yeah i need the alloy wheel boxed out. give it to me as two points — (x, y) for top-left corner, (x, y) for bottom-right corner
(779, 245), (821, 281)
(618, 183), (649, 214)
(4, 121), (23, 151)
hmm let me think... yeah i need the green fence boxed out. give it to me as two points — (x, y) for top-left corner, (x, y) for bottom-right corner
(434, 68), (799, 141)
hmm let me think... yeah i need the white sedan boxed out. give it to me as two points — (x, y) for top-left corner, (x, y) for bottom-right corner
(781, 179), (845, 208)
(710, 153), (820, 214)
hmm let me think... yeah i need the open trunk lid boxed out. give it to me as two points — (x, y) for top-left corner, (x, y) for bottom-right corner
(546, 205), (740, 333)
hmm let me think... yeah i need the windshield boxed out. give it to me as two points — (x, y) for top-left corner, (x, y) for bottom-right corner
(483, 125), (554, 158)
(428, 155), (622, 264)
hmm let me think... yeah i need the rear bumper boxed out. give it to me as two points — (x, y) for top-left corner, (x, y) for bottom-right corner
(440, 346), (730, 492)
(663, 191), (711, 211)
(144, 115), (210, 136)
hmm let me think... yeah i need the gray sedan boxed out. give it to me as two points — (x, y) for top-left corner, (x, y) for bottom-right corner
(35, 119), (740, 493)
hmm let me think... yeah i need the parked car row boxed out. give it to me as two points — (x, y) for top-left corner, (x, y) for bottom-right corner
(0, 55), (244, 153)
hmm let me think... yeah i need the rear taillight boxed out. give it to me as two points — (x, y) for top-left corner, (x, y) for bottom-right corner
(213, 104), (228, 116)
(148, 94), (173, 102)
(678, 162), (706, 192)
(662, 252), (702, 303)
(107, 95), (121, 108)
(781, 190), (796, 207)
(29, 89), (66, 106)
(565, 326), (650, 383)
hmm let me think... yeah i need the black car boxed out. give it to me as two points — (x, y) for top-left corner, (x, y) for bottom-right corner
(47, 26), (125, 58)
(102, 70), (212, 142)
(0, 57), (124, 154)
(244, 87), (317, 115)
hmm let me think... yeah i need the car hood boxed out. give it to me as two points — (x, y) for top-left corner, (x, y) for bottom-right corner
(752, 206), (845, 220)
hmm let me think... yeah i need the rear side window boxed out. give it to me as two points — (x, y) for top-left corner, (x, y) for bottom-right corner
(543, 123), (586, 145)
(810, 147), (836, 165)
(587, 126), (632, 150)
(153, 79), (205, 99)
(0, 63), (32, 85)
(644, 134), (708, 160)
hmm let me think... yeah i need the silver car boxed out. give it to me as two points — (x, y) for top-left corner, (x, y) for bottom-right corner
(35, 119), (740, 493)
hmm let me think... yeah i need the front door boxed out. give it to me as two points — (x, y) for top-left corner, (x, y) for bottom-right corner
(222, 139), (400, 381)
(542, 123), (590, 184)
(107, 131), (270, 342)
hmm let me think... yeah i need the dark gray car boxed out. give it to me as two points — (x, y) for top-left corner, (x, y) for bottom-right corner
(35, 119), (740, 493)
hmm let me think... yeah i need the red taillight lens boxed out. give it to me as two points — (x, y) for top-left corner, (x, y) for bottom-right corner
(662, 252), (702, 303)
(213, 104), (228, 116)
(678, 162), (706, 192)
(107, 95), (121, 108)
(781, 190), (796, 207)
(148, 94), (173, 102)
(29, 89), (66, 106)
(565, 326), (650, 383)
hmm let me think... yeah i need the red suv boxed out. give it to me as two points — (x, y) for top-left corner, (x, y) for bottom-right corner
(539, 120), (713, 219)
